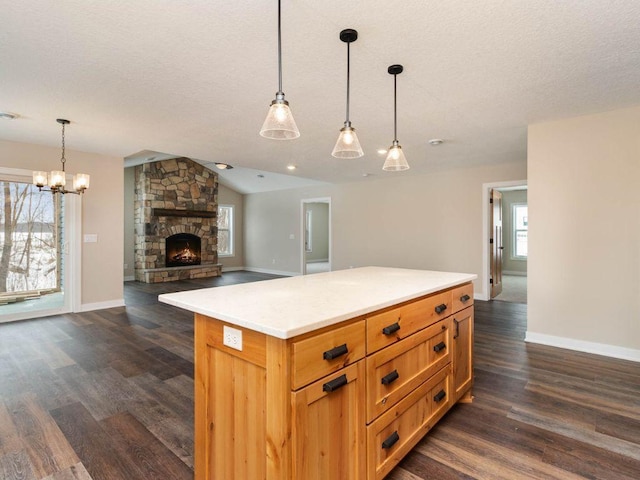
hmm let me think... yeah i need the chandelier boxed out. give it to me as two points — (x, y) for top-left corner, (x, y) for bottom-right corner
(33, 119), (89, 194)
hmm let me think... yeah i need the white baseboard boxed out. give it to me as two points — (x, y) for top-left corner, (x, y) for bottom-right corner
(306, 259), (329, 264)
(80, 299), (126, 312)
(124, 275), (135, 282)
(503, 271), (527, 277)
(525, 331), (640, 363)
(243, 267), (299, 277)
(221, 266), (246, 272)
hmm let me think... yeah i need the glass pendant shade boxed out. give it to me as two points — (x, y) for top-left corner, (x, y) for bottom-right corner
(33, 171), (48, 187)
(260, 97), (300, 140)
(332, 124), (363, 158)
(50, 170), (66, 187)
(73, 173), (90, 192)
(382, 141), (410, 171)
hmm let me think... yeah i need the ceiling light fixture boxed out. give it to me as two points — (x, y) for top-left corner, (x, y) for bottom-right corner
(0, 111), (18, 120)
(33, 119), (89, 195)
(429, 138), (444, 146)
(214, 162), (234, 170)
(332, 29), (363, 159)
(382, 65), (409, 171)
(377, 149), (387, 155)
(287, 165), (296, 170)
(260, 0), (300, 140)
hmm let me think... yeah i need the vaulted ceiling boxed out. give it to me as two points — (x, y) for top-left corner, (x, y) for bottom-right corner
(2, 1), (640, 189)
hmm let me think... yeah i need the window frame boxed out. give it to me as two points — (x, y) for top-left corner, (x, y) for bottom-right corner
(217, 204), (234, 257)
(511, 202), (528, 260)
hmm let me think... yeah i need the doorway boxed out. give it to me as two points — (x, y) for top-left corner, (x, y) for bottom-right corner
(481, 180), (527, 302)
(301, 198), (331, 275)
(0, 167), (81, 323)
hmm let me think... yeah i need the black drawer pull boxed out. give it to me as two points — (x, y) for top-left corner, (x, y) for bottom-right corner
(381, 370), (399, 385)
(460, 294), (471, 303)
(323, 344), (348, 360)
(433, 389), (447, 403)
(323, 374), (348, 393)
(382, 322), (400, 335)
(435, 304), (447, 314)
(433, 341), (446, 353)
(382, 431), (400, 450)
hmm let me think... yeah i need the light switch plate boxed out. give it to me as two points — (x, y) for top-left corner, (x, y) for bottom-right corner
(83, 234), (98, 243)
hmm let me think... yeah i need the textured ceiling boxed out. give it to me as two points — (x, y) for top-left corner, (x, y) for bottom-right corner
(1, 0), (640, 191)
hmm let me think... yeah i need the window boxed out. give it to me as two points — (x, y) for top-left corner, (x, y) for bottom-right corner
(512, 203), (528, 258)
(217, 205), (234, 257)
(0, 180), (61, 293)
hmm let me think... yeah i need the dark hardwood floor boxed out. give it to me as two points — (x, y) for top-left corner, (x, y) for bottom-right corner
(1, 272), (639, 479)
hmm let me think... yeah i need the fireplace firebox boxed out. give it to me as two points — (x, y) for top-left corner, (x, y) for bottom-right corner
(166, 233), (201, 267)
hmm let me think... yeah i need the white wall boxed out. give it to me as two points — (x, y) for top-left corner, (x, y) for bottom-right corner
(527, 105), (640, 359)
(0, 139), (124, 309)
(218, 183), (244, 270)
(245, 161), (527, 295)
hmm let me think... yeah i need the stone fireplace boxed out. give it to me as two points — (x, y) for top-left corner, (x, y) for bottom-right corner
(134, 157), (222, 283)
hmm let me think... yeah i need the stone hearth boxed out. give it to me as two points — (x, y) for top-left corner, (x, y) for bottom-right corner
(134, 157), (221, 283)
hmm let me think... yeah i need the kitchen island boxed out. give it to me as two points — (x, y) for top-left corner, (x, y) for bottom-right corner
(159, 266), (476, 480)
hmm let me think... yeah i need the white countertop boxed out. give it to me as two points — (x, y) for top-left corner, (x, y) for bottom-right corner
(158, 266), (477, 339)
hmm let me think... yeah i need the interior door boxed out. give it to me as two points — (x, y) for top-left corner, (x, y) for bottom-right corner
(490, 189), (503, 298)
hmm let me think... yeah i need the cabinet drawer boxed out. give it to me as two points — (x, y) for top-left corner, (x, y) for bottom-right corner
(451, 282), (474, 313)
(366, 290), (452, 354)
(365, 317), (451, 423)
(366, 365), (451, 480)
(291, 320), (366, 390)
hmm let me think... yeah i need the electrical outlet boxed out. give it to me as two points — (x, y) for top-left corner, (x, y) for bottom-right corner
(223, 325), (243, 351)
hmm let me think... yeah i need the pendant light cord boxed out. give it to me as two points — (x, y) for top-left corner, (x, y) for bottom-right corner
(346, 40), (350, 124)
(277, 0), (283, 95)
(393, 73), (398, 142)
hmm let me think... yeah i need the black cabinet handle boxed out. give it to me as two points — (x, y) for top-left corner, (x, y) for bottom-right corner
(460, 294), (471, 303)
(435, 304), (447, 314)
(323, 344), (348, 360)
(382, 322), (400, 335)
(453, 318), (460, 339)
(381, 431), (400, 450)
(323, 374), (348, 393)
(433, 389), (447, 403)
(381, 370), (399, 385)
(433, 341), (446, 353)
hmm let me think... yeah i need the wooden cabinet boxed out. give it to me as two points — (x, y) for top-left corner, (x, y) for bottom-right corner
(452, 306), (474, 403)
(193, 282), (473, 480)
(292, 362), (366, 480)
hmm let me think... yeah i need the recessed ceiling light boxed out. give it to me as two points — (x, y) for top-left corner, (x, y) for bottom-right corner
(362, 173), (372, 177)
(377, 149), (387, 155)
(257, 174), (265, 178)
(428, 138), (444, 146)
(0, 112), (18, 120)
(287, 165), (296, 171)
(215, 162), (233, 170)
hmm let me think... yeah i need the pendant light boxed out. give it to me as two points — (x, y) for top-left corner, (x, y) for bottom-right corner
(33, 119), (90, 194)
(260, 0), (300, 140)
(332, 29), (363, 158)
(382, 64), (410, 171)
